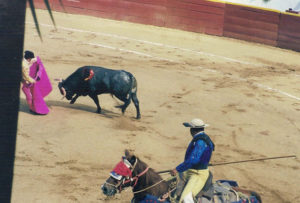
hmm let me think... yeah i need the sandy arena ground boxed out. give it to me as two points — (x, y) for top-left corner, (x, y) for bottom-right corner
(12, 9), (300, 203)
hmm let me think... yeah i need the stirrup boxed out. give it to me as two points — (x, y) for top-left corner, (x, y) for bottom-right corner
(158, 193), (169, 202)
(169, 194), (178, 203)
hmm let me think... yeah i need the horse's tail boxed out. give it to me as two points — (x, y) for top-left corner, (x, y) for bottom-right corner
(250, 191), (262, 203)
(233, 187), (262, 203)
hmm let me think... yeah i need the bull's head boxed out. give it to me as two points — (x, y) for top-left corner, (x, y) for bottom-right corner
(58, 79), (74, 101)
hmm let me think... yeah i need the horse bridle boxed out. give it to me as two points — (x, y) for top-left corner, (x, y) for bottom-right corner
(106, 157), (149, 193)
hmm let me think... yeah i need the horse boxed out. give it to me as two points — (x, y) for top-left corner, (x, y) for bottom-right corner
(101, 150), (262, 203)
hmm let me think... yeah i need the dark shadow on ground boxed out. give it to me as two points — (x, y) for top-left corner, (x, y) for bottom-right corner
(19, 98), (120, 119)
(19, 98), (32, 115)
(47, 99), (120, 119)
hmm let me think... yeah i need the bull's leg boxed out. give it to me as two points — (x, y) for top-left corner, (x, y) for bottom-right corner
(89, 94), (101, 113)
(118, 98), (131, 115)
(114, 93), (132, 115)
(131, 93), (141, 119)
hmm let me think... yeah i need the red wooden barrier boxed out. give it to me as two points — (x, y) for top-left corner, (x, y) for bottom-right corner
(278, 13), (300, 52)
(32, 0), (300, 53)
(165, 0), (225, 36)
(50, 0), (87, 14)
(223, 3), (279, 46)
(31, 0), (49, 9)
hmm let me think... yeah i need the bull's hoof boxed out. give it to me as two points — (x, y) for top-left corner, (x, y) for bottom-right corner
(136, 115), (141, 119)
(96, 109), (101, 114)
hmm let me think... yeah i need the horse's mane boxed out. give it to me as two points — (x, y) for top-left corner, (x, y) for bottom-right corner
(135, 158), (163, 182)
(132, 157), (169, 200)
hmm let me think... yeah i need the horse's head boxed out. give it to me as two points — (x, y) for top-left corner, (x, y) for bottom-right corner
(101, 149), (138, 196)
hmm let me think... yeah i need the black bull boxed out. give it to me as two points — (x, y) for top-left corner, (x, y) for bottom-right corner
(58, 66), (141, 119)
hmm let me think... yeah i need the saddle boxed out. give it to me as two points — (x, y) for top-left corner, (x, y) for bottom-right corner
(196, 180), (260, 203)
(168, 173), (260, 203)
(165, 171), (213, 202)
(195, 171), (214, 199)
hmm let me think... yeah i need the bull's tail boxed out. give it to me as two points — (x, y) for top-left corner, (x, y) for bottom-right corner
(129, 73), (140, 119)
(115, 72), (140, 119)
(130, 74), (138, 94)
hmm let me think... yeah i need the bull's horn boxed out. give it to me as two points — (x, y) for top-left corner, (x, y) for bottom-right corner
(61, 86), (66, 97)
(54, 78), (62, 82)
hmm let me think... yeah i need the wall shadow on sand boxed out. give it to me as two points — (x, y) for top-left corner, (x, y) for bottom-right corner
(19, 98), (120, 119)
(19, 98), (31, 114)
(47, 99), (120, 119)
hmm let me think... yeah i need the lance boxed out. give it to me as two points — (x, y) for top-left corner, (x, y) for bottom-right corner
(157, 155), (296, 174)
(209, 155), (296, 166)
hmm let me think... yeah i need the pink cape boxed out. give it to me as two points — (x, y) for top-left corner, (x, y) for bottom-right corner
(22, 56), (52, 114)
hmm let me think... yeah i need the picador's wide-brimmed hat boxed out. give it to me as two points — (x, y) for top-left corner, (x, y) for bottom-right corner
(183, 118), (209, 128)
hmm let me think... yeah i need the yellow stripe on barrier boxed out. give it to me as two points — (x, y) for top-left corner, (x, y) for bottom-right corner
(282, 11), (300, 17)
(205, 0), (226, 4)
(206, 0), (280, 13)
(206, 0), (300, 18)
(206, 0), (225, 3)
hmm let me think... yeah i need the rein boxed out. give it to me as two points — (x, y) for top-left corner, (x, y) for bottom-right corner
(133, 176), (171, 194)
(122, 166), (150, 189)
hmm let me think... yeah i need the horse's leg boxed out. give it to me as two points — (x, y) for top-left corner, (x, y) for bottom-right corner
(89, 94), (101, 113)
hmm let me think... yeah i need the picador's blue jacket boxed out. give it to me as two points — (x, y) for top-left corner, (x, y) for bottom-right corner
(176, 132), (214, 173)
